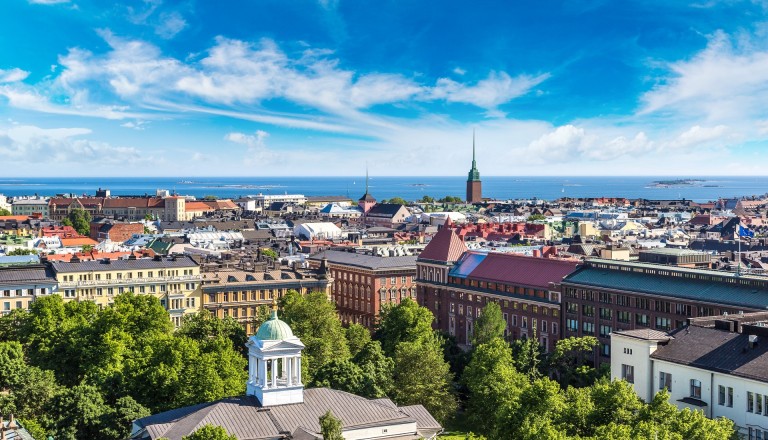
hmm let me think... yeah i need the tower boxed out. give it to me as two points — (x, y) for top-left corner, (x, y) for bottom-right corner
(466, 131), (482, 203)
(358, 167), (377, 214)
(245, 301), (305, 406)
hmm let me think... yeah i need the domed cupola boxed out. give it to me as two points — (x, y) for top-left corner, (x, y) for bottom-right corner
(246, 300), (305, 406)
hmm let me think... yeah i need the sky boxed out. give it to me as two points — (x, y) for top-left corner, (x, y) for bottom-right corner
(2, 0), (768, 177)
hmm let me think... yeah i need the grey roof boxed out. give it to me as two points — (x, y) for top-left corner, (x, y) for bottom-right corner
(367, 204), (406, 216)
(309, 250), (416, 271)
(563, 260), (768, 310)
(638, 248), (708, 256)
(51, 255), (198, 273)
(612, 328), (672, 341)
(0, 265), (57, 285)
(133, 388), (439, 440)
(651, 326), (768, 383)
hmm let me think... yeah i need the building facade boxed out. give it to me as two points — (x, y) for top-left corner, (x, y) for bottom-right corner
(611, 312), (768, 439)
(0, 265), (57, 315)
(562, 258), (768, 366)
(200, 267), (332, 335)
(51, 255), (202, 327)
(308, 250), (417, 329)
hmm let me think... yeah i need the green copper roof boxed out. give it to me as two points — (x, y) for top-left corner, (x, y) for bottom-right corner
(467, 131), (480, 182)
(255, 309), (294, 340)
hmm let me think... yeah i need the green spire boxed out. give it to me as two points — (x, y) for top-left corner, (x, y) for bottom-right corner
(468, 130), (480, 182)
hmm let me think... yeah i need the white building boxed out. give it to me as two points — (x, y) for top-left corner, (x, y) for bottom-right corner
(294, 222), (343, 241)
(611, 313), (768, 439)
(11, 196), (49, 218)
(253, 193), (307, 208)
(131, 304), (443, 439)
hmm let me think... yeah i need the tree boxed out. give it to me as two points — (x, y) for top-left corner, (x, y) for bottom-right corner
(100, 396), (150, 440)
(319, 410), (344, 440)
(261, 248), (278, 259)
(67, 208), (92, 236)
(47, 383), (112, 440)
(386, 197), (407, 205)
(439, 196), (462, 203)
(182, 424), (237, 440)
(462, 338), (527, 436)
(353, 340), (394, 398)
(177, 309), (247, 356)
(310, 359), (364, 394)
(6, 248), (36, 256)
(81, 244), (93, 253)
(345, 323), (371, 357)
(527, 214), (546, 221)
(0, 341), (25, 389)
(375, 298), (434, 356)
(472, 302), (505, 347)
(510, 332), (543, 382)
(0, 208), (11, 216)
(419, 195), (434, 203)
(392, 333), (457, 423)
(546, 336), (599, 387)
(280, 290), (349, 381)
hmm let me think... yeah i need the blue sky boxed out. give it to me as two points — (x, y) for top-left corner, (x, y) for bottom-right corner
(2, 0), (768, 176)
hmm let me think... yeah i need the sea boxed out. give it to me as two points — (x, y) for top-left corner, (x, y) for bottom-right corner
(0, 176), (766, 203)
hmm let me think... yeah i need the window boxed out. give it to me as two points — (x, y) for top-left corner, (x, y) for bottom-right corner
(618, 311), (631, 323)
(728, 386), (733, 407)
(655, 317), (671, 330)
(636, 313), (649, 326)
(599, 325), (612, 338)
(566, 319), (578, 332)
(582, 321), (594, 335)
(659, 372), (672, 391)
(758, 393), (763, 415)
(566, 302), (578, 313)
(690, 379), (701, 399)
(599, 308), (612, 320)
(541, 320), (547, 333)
(552, 322), (558, 335)
(582, 305), (595, 317)
(749, 392), (755, 413)
(621, 364), (634, 383)
(600, 343), (610, 357)
(719, 385), (726, 406)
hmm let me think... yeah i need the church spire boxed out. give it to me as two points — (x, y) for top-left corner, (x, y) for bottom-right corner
(365, 164), (369, 195)
(467, 130), (480, 182)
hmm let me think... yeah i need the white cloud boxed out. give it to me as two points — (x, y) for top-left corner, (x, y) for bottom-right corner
(667, 124), (729, 149)
(28, 0), (70, 4)
(453, 67), (466, 75)
(526, 125), (593, 162)
(0, 68), (29, 83)
(225, 130), (280, 165)
(0, 124), (148, 165)
(120, 120), (148, 130)
(155, 11), (187, 39)
(640, 30), (768, 123)
(429, 71), (550, 111)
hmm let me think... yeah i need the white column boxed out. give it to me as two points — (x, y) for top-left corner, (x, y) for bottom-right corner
(296, 356), (302, 384)
(287, 357), (293, 387)
(259, 359), (266, 387)
(271, 359), (276, 388)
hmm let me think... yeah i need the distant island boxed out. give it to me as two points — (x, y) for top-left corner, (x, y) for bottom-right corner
(649, 179), (705, 188)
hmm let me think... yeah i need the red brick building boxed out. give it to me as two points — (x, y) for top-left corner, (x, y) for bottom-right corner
(466, 133), (482, 204)
(417, 224), (580, 351)
(308, 250), (417, 329)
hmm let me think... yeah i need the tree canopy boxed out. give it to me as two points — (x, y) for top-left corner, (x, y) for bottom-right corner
(320, 410), (344, 440)
(66, 208), (92, 236)
(182, 424), (238, 440)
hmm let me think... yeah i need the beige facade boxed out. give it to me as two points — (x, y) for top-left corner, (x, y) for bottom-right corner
(51, 256), (202, 327)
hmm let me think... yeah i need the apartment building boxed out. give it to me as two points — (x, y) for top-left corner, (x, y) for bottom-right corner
(50, 255), (202, 327)
(308, 250), (417, 329)
(0, 265), (57, 315)
(200, 266), (332, 335)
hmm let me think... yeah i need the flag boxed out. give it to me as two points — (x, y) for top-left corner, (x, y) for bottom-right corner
(738, 224), (755, 238)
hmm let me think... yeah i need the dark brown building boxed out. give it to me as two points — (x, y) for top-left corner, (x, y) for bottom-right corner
(561, 258), (768, 365)
(308, 250), (417, 329)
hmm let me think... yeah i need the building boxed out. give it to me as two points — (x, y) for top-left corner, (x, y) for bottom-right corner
(131, 307), (442, 440)
(49, 197), (104, 221)
(417, 224), (578, 351)
(50, 255), (202, 327)
(0, 264), (58, 315)
(638, 248), (712, 268)
(611, 312), (768, 439)
(562, 259), (768, 366)
(90, 221), (145, 243)
(293, 222), (343, 241)
(308, 250), (417, 329)
(201, 266), (332, 335)
(253, 193), (308, 209)
(11, 197), (49, 218)
(466, 132), (482, 204)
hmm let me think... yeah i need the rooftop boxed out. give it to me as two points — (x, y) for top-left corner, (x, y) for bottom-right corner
(51, 255), (198, 273)
(309, 250), (416, 271)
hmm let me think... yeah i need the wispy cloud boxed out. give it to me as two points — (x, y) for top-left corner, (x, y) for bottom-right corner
(28, 0), (70, 4)
(0, 68), (30, 83)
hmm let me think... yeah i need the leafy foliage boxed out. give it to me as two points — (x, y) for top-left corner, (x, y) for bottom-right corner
(375, 297), (434, 356)
(0, 208), (11, 216)
(182, 424), (238, 440)
(471, 302), (505, 347)
(67, 208), (92, 236)
(320, 410), (344, 440)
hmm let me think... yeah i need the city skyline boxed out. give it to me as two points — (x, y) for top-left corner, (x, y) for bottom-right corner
(2, 1), (768, 176)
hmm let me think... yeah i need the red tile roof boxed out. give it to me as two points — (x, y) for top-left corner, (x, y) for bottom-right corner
(418, 227), (467, 263)
(185, 201), (215, 212)
(60, 237), (99, 247)
(467, 252), (580, 289)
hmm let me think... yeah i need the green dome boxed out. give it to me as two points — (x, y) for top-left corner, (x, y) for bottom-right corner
(255, 310), (294, 341)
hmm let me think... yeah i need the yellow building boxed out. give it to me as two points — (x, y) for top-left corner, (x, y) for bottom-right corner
(201, 267), (332, 335)
(0, 265), (58, 316)
(51, 255), (202, 327)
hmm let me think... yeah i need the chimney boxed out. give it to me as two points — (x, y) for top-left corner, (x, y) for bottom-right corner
(749, 334), (759, 349)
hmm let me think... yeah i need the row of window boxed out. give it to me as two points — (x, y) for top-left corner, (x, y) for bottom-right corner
(563, 288), (725, 317)
(66, 268), (195, 282)
(749, 428), (768, 440)
(3, 288), (48, 297)
(2, 300), (25, 311)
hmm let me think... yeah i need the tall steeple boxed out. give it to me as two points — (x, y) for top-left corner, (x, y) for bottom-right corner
(466, 130), (483, 203)
(358, 164), (376, 213)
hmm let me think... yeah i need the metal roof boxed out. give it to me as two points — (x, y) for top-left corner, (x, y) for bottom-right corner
(0, 265), (56, 285)
(51, 255), (198, 273)
(564, 264), (768, 310)
(309, 250), (416, 271)
(134, 388), (439, 440)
